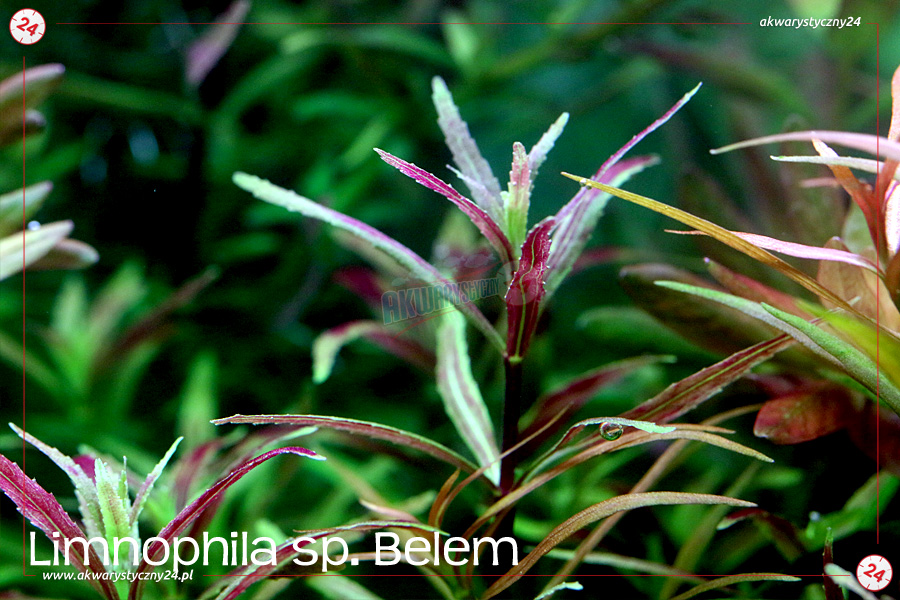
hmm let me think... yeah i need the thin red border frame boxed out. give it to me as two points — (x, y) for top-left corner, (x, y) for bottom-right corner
(13, 14), (884, 591)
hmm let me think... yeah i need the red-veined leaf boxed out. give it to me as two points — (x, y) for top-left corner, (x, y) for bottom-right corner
(375, 148), (514, 265)
(212, 414), (480, 477)
(621, 330), (795, 424)
(482, 492), (754, 599)
(435, 310), (500, 484)
(706, 260), (806, 316)
(711, 130), (900, 163)
(0, 454), (118, 600)
(505, 141), (531, 247)
(130, 446), (323, 600)
(505, 217), (553, 360)
(232, 172), (504, 352)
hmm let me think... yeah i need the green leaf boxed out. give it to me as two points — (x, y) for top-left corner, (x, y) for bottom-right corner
(0, 182), (53, 237)
(436, 310), (500, 484)
(233, 172), (504, 353)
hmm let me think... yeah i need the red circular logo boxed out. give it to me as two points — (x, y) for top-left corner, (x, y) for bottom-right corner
(10, 9), (46, 45)
(856, 555), (893, 592)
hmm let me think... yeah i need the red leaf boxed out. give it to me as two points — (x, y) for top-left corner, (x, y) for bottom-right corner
(847, 402), (900, 476)
(753, 385), (855, 444)
(505, 218), (553, 360)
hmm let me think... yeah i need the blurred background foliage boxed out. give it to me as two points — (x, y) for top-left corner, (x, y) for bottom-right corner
(2, 0), (900, 598)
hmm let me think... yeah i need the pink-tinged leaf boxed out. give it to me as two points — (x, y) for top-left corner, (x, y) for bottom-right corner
(333, 266), (385, 311)
(171, 438), (222, 510)
(706, 260), (806, 317)
(233, 172), (504, 352)
(753, 385), (855, 444)
(0, 64), (64, 138)
(505, 218), (553, 361)
(10, 424), (104, 541)
(483, 491), (754, 599)
(129, 446), (322, 599)
(711, 130), (900, 163)
(670, 229), (880, 273)
(212, 414), (480, 477)
(595, 83), (701, 180)
(886, 182), (899, 259)
(816, 238), (900, 332)
(668, 573), (800, 600)
(546, 155), (658, 298)
(520, 356), (667, 450)
(505, 142), (531, 248)
(374, 148), (513, 264)
(431, 77), (504, 224)
(1, 221), (73, 281)
(211, 521), (442, 600)
(312, 320), (435, 384)
(26, 238), (99, 271)
(0, 455), (118, 600)
(528, 112), (569, 175)
(185, 1), (250, 86)
(436, 311), (500, 484)
(622, 333), (795, 424)
(808, 140), (881, 250)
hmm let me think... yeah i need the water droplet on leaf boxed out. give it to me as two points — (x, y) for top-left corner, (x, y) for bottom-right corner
(27, 221), (40, 231)
(599, 422), (624, 440)
(579, 178), (588, 187)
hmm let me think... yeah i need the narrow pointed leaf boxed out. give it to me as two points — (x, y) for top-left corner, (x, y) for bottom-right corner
(595, 83), (701, 179)
(431, 76), (503, 223)
(506, 217), (553, 360)
(0, 221), (73, 280)
(483, 492), (754, 599)
(10, 424), (104, 541)
(94, 460), (132, 541)
(436, 310), (500, 484)
(621, 263), (783, 356)
(707, 260), (806, 316)
(671, 229), (879, 273)
(232, 172), (504, 352)
(130, 446), (323, 599)
(528, 112), (569, 175)
(669, 574), (800, 600)
(562, 174), (868, 320)
(213, 414), (480, 477)
(621, 325), (795, 424)
(130, 437), (182, 524)
(824, 564), (880, 600)
(711, 130), (900, 163)
(546, 155), (659, 299)
(505, 141), (531, 248)
(761, 303), (900, 414)
(0, 454), (118, 600)
(0, 182), (53, 237)
(0, 64), (64, 132)
(534, 581), (583, 600)
(312, 320), (435, 384)
(185, 1), (249, 86)
(375, 148), (514, 264)
(26, 238), (99, 271)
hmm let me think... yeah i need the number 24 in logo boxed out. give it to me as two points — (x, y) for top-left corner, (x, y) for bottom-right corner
(856, 555), (893, 592)
(9, 9), (46, 45)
